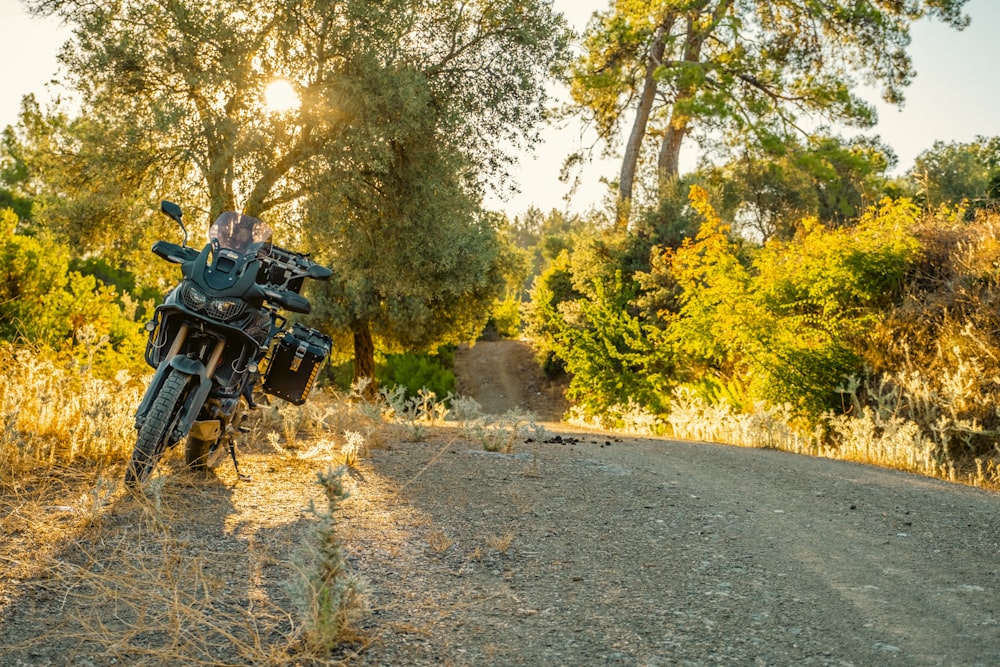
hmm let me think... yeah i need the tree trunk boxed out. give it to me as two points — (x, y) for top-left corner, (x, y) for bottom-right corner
(654, 3), (728, 199)
(657, 116), (688, 183)
(353, 320), (378, 398)
(617, 18), (673, 230)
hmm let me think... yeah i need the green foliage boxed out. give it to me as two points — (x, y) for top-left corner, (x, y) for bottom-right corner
(557, 274), (674, 415)
(0, 208), (149, 376)
(525, 237), (675, 416)
(908, 136), (1000, 208)
(377, 351), (456, 401)
(309, 125), (506, 364)
(568, 0), (970, 223)
(701, 134), (895, 240)
(70, 256), (162, 304)
(488, 296), (523, 339)
(523, 250), (581, 376)
(17, 0), (569, 384)
(526, 188), (923, 425)
(669, 189), (919, 417)
(483, 215), (534, 338)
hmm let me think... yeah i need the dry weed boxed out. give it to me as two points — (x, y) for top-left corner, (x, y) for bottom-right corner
(425, 529), (455, 554)
(486, 532), (515, 554)
(0, 344), (141, 475)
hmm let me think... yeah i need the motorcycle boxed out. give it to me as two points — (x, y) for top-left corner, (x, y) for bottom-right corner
(125, 200), (333, 487)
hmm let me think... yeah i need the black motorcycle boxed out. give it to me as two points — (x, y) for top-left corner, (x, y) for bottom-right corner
(125, 200), (333, 487)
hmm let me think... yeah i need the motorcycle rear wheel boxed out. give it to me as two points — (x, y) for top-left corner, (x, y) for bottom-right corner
(185, 436), (226, 471)
(125, 369), (189, 487)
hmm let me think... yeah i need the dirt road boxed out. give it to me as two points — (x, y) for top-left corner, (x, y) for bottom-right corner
(1, 340), (998, 666)
(453, 339), (568, 419)
(357, 430), (1000, 666)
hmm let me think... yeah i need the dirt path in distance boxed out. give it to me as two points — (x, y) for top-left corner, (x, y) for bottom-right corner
(453, 339), (568, 420)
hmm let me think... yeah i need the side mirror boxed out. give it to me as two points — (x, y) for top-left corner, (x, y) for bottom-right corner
(159, 200), (189, 247)
(160, 200), (183, 223)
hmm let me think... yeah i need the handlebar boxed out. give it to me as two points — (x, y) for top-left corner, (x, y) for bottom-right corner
(259, 287), (312, 314)
(260, 245), (332, 293)
(152, 236), (330, 315)
(152, 240), (201, 264)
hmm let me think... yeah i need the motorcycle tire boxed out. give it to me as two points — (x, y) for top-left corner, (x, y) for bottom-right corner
(125, 369), (189, 487)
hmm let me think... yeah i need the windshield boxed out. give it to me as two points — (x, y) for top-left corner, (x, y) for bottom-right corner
(209, 211), (273, 256)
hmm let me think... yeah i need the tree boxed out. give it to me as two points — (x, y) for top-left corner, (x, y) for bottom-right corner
(25, 0), (567, 223)
(702, 134), (894, 241)
(908, 136), (1000, 208)
(304, 72), (506, 382)
(569, 0), (971, 227)
(23, 0), (570, 381)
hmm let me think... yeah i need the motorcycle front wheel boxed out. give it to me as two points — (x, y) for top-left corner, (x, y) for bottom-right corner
(125, 369), (189, 487)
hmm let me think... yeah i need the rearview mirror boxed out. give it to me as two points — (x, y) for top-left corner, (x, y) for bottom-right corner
(159, 200), (189, 247)
(160, 200), (183, 223)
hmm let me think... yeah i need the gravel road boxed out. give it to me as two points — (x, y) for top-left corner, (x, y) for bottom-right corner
(347, 428), (1000, 666)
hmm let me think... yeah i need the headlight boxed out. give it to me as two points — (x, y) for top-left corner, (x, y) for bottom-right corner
(179, 281), (208, 310)
(207, 297), (247, 321)
(178, 281), (247, 321)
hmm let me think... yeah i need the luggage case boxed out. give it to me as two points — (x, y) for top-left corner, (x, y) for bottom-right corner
(262, 323), (332, 405)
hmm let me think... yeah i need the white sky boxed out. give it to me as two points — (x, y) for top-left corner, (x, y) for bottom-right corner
(2, 0), (998, 217)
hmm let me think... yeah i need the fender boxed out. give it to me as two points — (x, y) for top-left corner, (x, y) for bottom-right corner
(166, 356), (216, 444)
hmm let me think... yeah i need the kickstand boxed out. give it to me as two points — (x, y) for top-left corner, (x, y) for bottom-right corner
(228, 440), (251, 482)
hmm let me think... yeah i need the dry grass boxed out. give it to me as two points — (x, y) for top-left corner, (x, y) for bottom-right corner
(1, 461), (375, 665)
(0, 344), (142, 477)
(486, 532), (515, 554)
(0, 384), (384, 665)
(425, 529), (455, 554)
(665, 384), (1000, 490)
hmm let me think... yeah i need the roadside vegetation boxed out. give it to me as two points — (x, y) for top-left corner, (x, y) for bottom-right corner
(520, 192), (1000, 489)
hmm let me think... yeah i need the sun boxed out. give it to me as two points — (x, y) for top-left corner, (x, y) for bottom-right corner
(263, 79), (299, 113)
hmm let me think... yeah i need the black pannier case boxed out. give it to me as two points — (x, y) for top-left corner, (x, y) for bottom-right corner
(262, 323), (332, 405)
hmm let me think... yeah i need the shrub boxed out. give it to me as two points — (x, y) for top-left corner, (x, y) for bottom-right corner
(860, 207), (1000, 460)
(0, 343), (141, 474)
(488, 294), (522, 338)
(290, 466), (368, 652)
(669, 191), (919, 417)
(0, 208), (149, 377)
(377, 350), (455, 400)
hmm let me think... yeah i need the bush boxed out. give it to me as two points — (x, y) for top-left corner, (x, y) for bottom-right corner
(0, 343), (142, 474)
(0, 208), (149, 377)
(668, 192), (919, 417)
(487, 295), (522, 338)
(376, 350), (455, 400)
(290, 466), (367, 652)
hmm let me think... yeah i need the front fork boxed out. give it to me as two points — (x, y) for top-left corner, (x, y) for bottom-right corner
(134, 324), (227, 446)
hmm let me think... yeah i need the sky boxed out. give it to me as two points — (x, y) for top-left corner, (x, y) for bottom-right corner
(2, 0), (998, 217)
